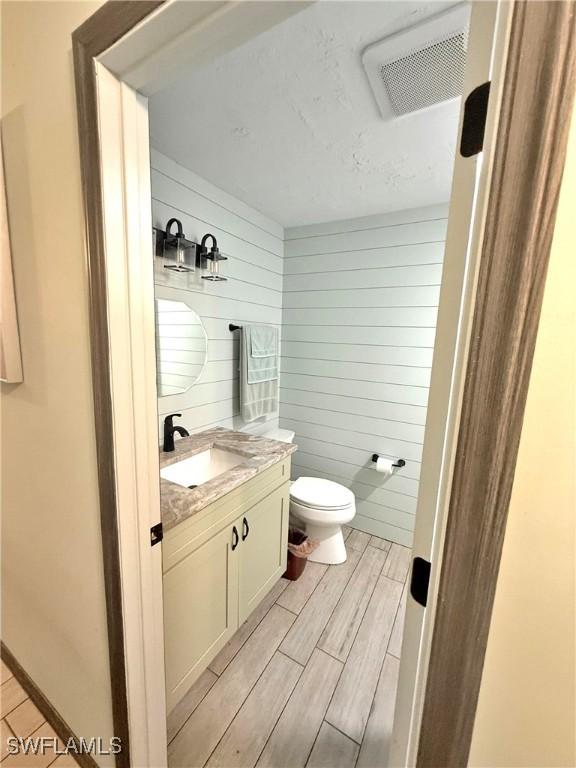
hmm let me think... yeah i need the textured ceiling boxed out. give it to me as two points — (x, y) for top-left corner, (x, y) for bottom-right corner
(149, 1), (467, 227)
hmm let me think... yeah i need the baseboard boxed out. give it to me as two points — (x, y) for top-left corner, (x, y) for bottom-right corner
(1, 642), (99, 768)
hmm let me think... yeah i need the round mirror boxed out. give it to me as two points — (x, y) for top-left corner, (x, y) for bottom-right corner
(154, 299), (208, 396)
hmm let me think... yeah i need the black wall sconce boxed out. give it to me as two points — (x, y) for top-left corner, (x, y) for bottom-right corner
(199, 233), (227, 282)
(162, 218), (197, 272)
(154, 219), (227, 281)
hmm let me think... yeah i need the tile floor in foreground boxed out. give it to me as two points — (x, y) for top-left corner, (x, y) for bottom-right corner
(168, 528), (412, 768)
(0, 661), (79, 767)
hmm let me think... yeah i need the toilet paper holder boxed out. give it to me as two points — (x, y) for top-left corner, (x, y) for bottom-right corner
(371, 454), (406, 468)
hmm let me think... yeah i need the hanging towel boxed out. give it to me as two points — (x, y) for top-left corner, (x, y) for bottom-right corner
(250, 325), (277, 358)
(240, 325), (278, 422)
(247, 325), (278, 384)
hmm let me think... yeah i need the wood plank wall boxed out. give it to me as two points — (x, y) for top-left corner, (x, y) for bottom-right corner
(151, 148), (448, 544)
(280, 206), (449, 546)
(150, 149), (284, 437)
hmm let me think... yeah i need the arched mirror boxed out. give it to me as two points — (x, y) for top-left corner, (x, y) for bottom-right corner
(154, 299), (208, 396)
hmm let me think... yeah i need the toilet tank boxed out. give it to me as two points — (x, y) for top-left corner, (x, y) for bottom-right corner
(263, 427), (295, 443)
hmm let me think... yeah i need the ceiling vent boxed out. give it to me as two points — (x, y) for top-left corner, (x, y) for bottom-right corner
(362, 4), (470, 120)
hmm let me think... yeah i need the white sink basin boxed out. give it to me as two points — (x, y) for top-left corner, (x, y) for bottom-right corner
(160, 448), (245, 489)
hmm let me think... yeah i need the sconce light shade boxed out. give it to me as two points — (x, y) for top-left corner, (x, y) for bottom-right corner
(163, 218), (197, 272)
(202, 261), (227, 281)
(200, 233), (228, 281)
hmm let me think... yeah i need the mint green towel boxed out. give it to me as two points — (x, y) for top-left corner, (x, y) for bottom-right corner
(246, 325), (278, 384)
(240, 325), (279, 422)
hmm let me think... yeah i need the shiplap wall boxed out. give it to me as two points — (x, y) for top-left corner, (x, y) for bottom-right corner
(151, 148), (447, 544)
(151, 149), (284, 438)
(279, 205), (449, 546)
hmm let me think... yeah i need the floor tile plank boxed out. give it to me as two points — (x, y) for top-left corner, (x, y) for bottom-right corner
(1, 721), (64, 767)
(50, 755), (81, 767)
(207, 653), (302, 768)
(356, 655), (400, 768)
(256, 650), (342, 768)
(167, 668), (218, 744)
(5, 698), (44, 739)
(306, 722), (359, 768)
(280, 549), (363, 666)
(382, 544), (412, 582)
(276, 562), (328, 615)
(369, 536), (392, 553)
(345, 530), (371, 553)
(169, 605), (295, 768)
(318, 546), (387, 661)
(0, 660), (14, 684)
(164, 536), (412, 767)
(0, 678), (27, 718)
(2, 720), (14, 762)
(209, 579), (288, 676)
(388, 582), (408, 659)
(325, 575), (402, 743)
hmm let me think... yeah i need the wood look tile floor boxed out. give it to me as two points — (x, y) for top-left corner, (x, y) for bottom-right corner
(0, 661), (79, 767)
(168, 529), (411, 768)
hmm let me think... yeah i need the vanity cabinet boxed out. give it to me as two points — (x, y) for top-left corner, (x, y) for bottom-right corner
(162, 457), (290, 712)
(238, 482), (289, 624)
(163, 522), (238, 705)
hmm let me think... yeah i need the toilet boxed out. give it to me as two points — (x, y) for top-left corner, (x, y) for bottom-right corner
(289, 477), (355, 564)
(263, 428), (356, 565)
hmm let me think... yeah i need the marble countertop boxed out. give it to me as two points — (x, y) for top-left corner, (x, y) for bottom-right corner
(159, 427), (297, 531)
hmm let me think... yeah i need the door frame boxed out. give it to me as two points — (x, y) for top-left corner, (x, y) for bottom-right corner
(72, 5), (164, 767)
(72, 2), (576, 767)
(390, 3), (513, 763)
(416, 5), (576, 763)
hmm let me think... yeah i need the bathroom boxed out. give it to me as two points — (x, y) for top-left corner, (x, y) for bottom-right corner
(2, 0), (573, 765)
(150, 2), (465, 766)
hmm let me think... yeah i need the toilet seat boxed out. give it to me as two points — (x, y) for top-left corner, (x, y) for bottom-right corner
(290, 477), (354, 511)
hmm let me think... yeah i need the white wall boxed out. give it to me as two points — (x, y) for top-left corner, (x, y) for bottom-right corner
(150, 149), (284, 438)
(1, 2), (115, 763)
(280, 206), (449, 546)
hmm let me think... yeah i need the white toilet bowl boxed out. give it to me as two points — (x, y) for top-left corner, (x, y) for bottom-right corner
(261, 428), (356, 564)
(289, 477), (356, 565)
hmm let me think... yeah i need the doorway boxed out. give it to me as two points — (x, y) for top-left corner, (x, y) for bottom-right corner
(72, 2), (576, 766)
(148, 4), (466, 763)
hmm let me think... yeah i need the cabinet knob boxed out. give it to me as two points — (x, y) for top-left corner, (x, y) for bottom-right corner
(242, 517), (250, 541)
(231, 526), (239, 551)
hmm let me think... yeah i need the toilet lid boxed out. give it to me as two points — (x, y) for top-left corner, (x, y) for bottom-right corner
(290, 477), (354, 510)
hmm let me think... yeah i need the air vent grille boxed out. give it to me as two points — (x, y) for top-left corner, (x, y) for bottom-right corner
(361, 5), (471, 120)
(380, 31), (468, 117)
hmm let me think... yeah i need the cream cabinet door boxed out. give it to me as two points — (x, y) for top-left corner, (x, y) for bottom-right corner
(163, 521), (240, 712)
(238, 482), (289, 625)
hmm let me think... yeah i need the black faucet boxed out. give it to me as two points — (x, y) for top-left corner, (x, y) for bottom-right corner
(163, 413), (189, 452)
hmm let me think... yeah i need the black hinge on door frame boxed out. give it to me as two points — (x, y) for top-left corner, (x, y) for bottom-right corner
(460, 81), (491, 157)
(150, 522), (163, 547)
(410, 557), (431, 607)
